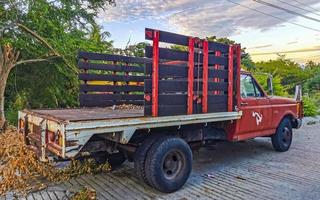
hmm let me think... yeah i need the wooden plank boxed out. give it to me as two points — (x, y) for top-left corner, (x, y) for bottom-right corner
(78, 61), (145, 73)
(80, 100), (144, 107)
(208, 103), (228, 112)
(145, 46), (228, 66)
(78, 51), (152, 64)
(80, 94), (144, 107)
(80, 85), (144, 93)
(145, 64), (228, 79)
(144, 105), (187, 116)
(145, 94), (187, 106)
(208, 95), (228, 104)
(144, 79), (228, 93)
(79, 73), (147, 82)
(80, 94), (144, 101)
(145, 94), (228, 106)
(145, 28), (229, 53)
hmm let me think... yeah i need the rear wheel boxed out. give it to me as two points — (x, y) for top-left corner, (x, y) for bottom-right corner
(134, 134), (161, 185)
(271, 118), (293, 152)
(145, 137), (192, 193)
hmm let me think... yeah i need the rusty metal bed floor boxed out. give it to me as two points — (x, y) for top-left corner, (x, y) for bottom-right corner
(26, 107), (144, 122)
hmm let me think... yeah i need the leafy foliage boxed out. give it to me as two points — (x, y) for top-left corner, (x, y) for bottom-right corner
(1, 0), (115, 124)
(303, 96), (318, 117)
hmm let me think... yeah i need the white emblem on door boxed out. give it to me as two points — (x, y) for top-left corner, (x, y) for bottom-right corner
(252, 111), (263, 125)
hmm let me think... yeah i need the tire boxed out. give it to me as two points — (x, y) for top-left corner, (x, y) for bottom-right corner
(134, 134), (161, 185)
(145, 137), (192, 193)
(271, 118), (293, 152)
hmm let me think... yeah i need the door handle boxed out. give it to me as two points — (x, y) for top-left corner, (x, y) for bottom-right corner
(241, 102), (248, 106)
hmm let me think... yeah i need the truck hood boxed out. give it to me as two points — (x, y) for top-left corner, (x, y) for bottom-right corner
(269, 96), (297, 104)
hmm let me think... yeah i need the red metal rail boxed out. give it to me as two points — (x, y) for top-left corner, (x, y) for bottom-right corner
(228, 45), (234, 112)
(236, 45), (241, 109)
(152, 30), (160, 117)
(187, 37), (195, 114)
(202, 40), (209, 113)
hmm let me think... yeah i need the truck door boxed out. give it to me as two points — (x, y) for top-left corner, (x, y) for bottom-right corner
(252, 78), (273, 132)
(237, 74), (262, 139)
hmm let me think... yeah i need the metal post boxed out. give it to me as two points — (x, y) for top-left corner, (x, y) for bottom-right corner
(228, 45), (234, 112)
(202, 40), (209, 113)
(152, 30), (159, 117)
(236, 45), (241, 109)
(187, 37), (195, 114)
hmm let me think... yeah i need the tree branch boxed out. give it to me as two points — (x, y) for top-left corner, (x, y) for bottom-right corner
(16, 23), (78, 73)
(12, 56), (60, 68)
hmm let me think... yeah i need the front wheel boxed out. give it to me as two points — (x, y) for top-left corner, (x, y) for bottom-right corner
(271, 118), (293, 152)
(145, 137), (192, 193)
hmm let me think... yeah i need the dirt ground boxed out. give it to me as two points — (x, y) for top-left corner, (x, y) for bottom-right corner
(3, 122), (320, 200)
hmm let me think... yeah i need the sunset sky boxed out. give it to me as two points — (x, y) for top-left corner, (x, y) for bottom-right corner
(98, 0), (320, 64)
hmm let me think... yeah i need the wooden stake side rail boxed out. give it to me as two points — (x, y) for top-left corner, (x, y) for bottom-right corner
(78, 52), (151, 107)
(78, 28), (240, 117)
(144, 28), (238, 117)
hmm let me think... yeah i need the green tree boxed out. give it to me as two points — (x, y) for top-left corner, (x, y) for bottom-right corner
(0, 0), (115, 128)
(254, 56), (312, 95)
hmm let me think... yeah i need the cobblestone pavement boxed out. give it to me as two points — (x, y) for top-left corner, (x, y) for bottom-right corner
(4, 123), (320, 200)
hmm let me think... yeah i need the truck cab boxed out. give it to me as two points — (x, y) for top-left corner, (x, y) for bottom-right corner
(228, 71), (303, 151)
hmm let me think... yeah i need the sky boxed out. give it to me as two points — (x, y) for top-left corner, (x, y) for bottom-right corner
(97, 0), (320, 64)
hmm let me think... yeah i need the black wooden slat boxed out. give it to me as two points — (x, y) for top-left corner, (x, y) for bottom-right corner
(78, 51), (152, 64)
(144, 80), (228, 93)
(144, 104), (227, 116)
(207, 95), (228, 104)
(80, 94), (144, 107)
(145, 28), (229, 53)
(144, 94), (187, 106)
(80, 99), (144, 107)
(78, 61), (145, 73)
(207, 104), (228, 112)
(145, 46), (228, 66)
(79, 73), (147, 82)
(80, 85), (144, 93)
(144, 105), (187, 116)
(80, 94), (144, 101)
(145, 64), (228, 79)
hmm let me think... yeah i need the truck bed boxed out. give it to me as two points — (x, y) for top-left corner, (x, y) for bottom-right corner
(26, 107), (144, 122)
(20, 108), (242, 159)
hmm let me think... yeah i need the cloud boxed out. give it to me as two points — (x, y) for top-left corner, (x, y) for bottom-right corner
(99, 0), (320, 37)
(247, 44), (273, 49)
(287, 41), (298, 45)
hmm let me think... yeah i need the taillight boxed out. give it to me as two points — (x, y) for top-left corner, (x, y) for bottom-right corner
(47, 131), (55, 143)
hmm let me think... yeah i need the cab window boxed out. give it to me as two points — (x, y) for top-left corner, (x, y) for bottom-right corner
(241, 74), (263, 98)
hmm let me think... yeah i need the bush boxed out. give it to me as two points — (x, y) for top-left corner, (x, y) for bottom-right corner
(5, 92), (28, 126)
(303, 96), (318, 117)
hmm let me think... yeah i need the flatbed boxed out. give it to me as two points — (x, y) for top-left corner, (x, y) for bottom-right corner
(19, 108), (242, 159)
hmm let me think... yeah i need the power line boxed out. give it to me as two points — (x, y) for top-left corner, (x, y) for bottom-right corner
(275, 0), (320, 17)
(251, 47), (320, 55)
(253, 0), (320, 23)
(291, 0), (320, 13)
(225, 0), (320, 32)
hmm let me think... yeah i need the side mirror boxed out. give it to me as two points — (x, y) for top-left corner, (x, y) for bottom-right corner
(294, 85), (302, 101)
(267, 76), (273, 96)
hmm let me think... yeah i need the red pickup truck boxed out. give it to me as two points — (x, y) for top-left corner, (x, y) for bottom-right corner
(18, 28), (303, 193)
